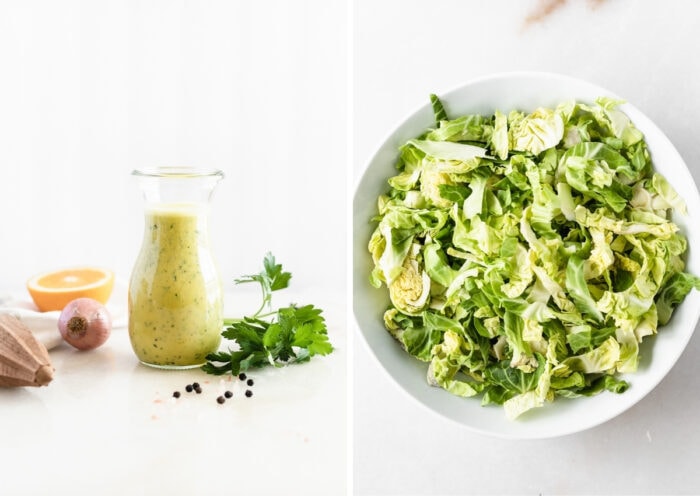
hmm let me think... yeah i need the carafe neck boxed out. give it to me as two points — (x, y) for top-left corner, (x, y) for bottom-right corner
(132, 167), (224, 207)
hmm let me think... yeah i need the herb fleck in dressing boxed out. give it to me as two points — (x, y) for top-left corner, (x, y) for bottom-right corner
(128, 204), (222, 368)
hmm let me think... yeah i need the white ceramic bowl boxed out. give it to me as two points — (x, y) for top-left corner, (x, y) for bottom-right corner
(353, 72), (700, 439)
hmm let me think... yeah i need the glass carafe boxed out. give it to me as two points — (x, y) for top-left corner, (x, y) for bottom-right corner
(128, 167), (224, 369)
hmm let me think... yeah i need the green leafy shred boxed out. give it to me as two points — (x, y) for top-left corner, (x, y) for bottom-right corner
(202, 253), (333, 376)
(368, 95), (700, 420)
(430, 93), (448, 126)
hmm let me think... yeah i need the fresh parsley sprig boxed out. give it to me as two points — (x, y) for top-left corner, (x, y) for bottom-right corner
(232, 252), (292, 319)
(202, 253), (333, 376)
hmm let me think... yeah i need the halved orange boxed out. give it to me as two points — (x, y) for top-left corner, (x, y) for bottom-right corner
(27, 267), (115, 311)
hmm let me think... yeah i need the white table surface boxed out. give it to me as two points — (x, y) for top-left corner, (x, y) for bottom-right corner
(353, 1), (700, 495)
(1, 286), (346, 496)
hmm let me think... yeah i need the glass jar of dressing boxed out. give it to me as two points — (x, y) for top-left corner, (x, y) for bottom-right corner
(128, 167), (224, 369)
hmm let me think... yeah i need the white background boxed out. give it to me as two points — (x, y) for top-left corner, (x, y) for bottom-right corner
(0, 1), (347, 495)
(0, 0), (346, 295)
(354, 1), (700, 495)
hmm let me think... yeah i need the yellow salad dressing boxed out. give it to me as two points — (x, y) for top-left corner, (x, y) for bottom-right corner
(128, 203), (222, 368)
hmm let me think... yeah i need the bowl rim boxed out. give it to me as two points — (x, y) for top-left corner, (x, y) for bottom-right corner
(353, 70), (700, 439)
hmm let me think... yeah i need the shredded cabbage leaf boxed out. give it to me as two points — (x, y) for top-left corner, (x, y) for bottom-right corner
(368, 95), (700, 420)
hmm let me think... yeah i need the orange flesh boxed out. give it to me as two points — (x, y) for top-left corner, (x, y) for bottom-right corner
(27, 268), (114, 311)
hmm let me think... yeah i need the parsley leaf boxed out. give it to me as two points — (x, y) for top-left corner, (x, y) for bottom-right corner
(202, 254), (333, 376)
(233, 252), (292, 317)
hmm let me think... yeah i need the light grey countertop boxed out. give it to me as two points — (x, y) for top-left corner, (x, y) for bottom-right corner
(353, 1), (700, 494)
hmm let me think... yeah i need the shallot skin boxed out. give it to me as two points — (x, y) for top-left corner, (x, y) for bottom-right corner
(58, 298), (112, 350)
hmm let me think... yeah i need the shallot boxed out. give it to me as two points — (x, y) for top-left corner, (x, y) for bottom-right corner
(58, 298), (112, 350)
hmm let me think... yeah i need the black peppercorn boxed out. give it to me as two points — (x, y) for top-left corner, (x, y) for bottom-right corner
(192, 382), (200, 389)
(185, 384), (193, 393)
(238, 373), (247, 381)
(246, 379), (254, 386)
(216, 396), (225, 404)
(194, 386), (202, 394)
(245, 390), (253, 398)
(224, 390), (233, 398)
(173, 391), (181, 398)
